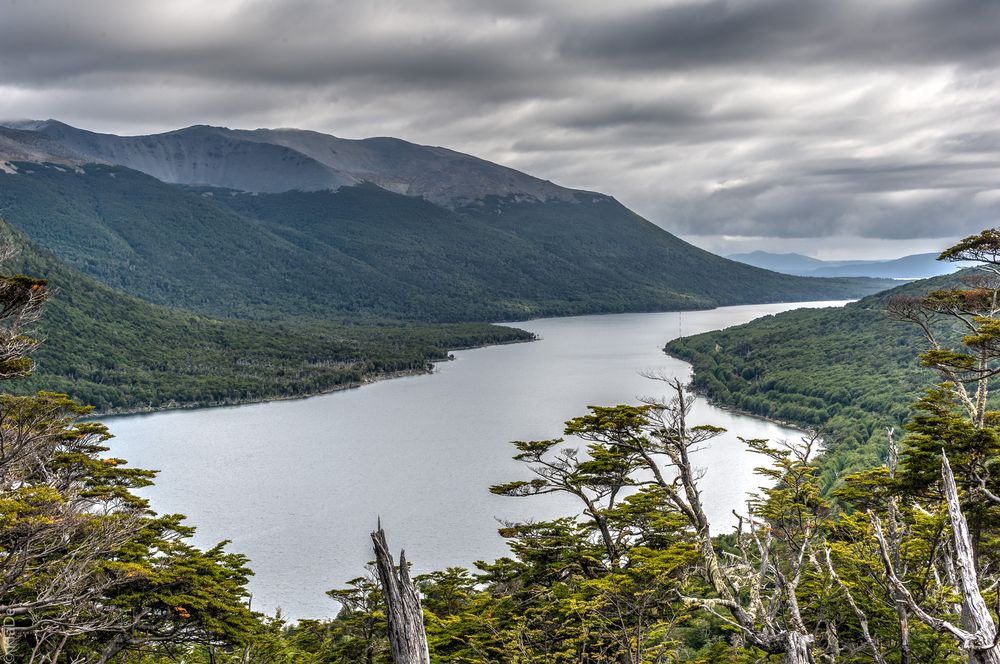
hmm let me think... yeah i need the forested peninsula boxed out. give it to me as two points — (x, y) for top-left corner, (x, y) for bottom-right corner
(665, 271), (969, 492)
(0, 222), (533, 413)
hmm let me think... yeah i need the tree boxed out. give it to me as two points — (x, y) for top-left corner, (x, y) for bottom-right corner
(492, 383), (846, 664)
(326, 573), (390, 664)
(0, 248), (259, 662)
(581, 380), (831, 663)
(867, 228), (1000, 663)
(491, 405), (698, 663)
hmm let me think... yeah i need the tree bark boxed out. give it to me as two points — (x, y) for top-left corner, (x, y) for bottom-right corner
(94, 632), (128, 664)
(785, 630), (814, 664)
(971, 649), (1000, 664)
(371, 525), (430, 664)
(887, 429), (912, 664)
(942, 454), (1000, 664)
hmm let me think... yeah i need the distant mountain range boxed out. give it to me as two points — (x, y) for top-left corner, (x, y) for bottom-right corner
(727, 250), (963, 279)
(0, 120), (892, 330)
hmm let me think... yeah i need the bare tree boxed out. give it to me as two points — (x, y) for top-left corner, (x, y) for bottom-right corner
(874, 452), (1000, 664)
(617, 377), (825, 663)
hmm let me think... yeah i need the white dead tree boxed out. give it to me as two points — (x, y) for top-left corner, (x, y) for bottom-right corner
(618, 378), (823, 663)
(371, 524), (430, 664)
(877, 428), (913, 664)
(873, 452), (1000, 664)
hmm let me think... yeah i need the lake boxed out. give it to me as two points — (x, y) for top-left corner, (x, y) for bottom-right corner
(105, 301), (847, 618)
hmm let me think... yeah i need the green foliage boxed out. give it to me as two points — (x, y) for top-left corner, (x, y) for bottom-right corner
(0, 302), (261, 661)
(0, 163), (895, 411)
(0, 221), (531, 411)
(131, 240), (1000, 664)
(0, 164), (891, 325)
(939, 228), (1000, 264)
(664, 273), (971, 493)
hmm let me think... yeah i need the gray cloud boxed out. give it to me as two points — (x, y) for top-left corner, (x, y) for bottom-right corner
(558, 0), (1000, 71)
(0, 0), (997, 255)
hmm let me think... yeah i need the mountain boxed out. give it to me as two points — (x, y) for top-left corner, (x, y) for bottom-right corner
(0, 125), (87, 169)
(0, 119), (577, 206)
(726, 251), (829, 274)
(664, 271), (967, 492)
(728, 250), (961, 279)
(0, 221), (530, 411)
(0, 121), (893, 324)
(808, 252), (962, 279)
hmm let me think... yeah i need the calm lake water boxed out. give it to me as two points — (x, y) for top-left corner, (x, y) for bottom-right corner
(105, 301), (846, 619)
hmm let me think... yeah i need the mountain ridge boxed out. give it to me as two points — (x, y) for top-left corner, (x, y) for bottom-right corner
(728, 249), (961, 279)
(0, 160), (894, 323)
(0, 119), (585, 207)
(0, 120), (896, 326)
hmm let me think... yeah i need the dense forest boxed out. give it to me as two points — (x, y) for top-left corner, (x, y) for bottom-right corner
(0, 222), (532, 412)
(0, 156), (898, 415)
(0, 163), (891, 323)
(664, 272), (970, 492)
(11, 229), (1000, 662)
(0, 160), (900, 414)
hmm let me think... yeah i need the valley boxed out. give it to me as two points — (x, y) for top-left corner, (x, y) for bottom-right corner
(105, 301), (838, 618)
(0, 121), (897, 414)
(6, 4), (999, 662)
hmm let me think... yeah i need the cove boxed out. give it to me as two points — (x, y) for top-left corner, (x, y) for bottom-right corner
(105, 301), (847, 618)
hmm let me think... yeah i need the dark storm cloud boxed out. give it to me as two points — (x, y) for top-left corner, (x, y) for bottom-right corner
(0, 0), (564, 92)
(558, 0), (1000, 71)
(1, 0), (998, 254)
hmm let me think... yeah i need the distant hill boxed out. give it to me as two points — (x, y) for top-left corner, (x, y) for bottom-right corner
(728, 250), (962, 279)
(726, 251), (828, 274)
(0, 121), (895, 323)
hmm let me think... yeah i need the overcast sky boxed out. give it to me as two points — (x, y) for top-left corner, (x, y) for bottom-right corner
(1, 0), (995, 258)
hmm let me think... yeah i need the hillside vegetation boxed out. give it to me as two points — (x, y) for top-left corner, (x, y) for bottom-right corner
(0, 223), (530, 411)
(665, 272), (966, 490)
(13, 227), (1000, 663)
(0, 164), (892, 323)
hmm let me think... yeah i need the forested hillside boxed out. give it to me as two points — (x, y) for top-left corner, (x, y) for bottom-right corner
(0, 222), (530, 411)
(665, 272), (966, 490)
(0, 162), (892, 323)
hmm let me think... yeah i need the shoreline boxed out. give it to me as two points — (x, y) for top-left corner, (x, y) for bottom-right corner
(663, 349), (815, 436)
(101, 300), (841, 620)
(95, 335), (536, 419)
(96, 300), (847, 421)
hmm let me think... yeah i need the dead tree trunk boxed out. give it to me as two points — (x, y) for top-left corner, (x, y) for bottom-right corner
(785, 631), (814, 664)
(874, 452), (1000, 664)
(942, 455), (1000, 664)
(371, 525), (430, 664)
(885, 428), (913, 664)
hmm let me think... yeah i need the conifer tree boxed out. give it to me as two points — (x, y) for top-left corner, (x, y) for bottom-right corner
(0, 247), (259, 662)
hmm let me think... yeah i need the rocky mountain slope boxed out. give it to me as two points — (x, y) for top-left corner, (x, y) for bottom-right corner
(1, 120), (578, 206)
